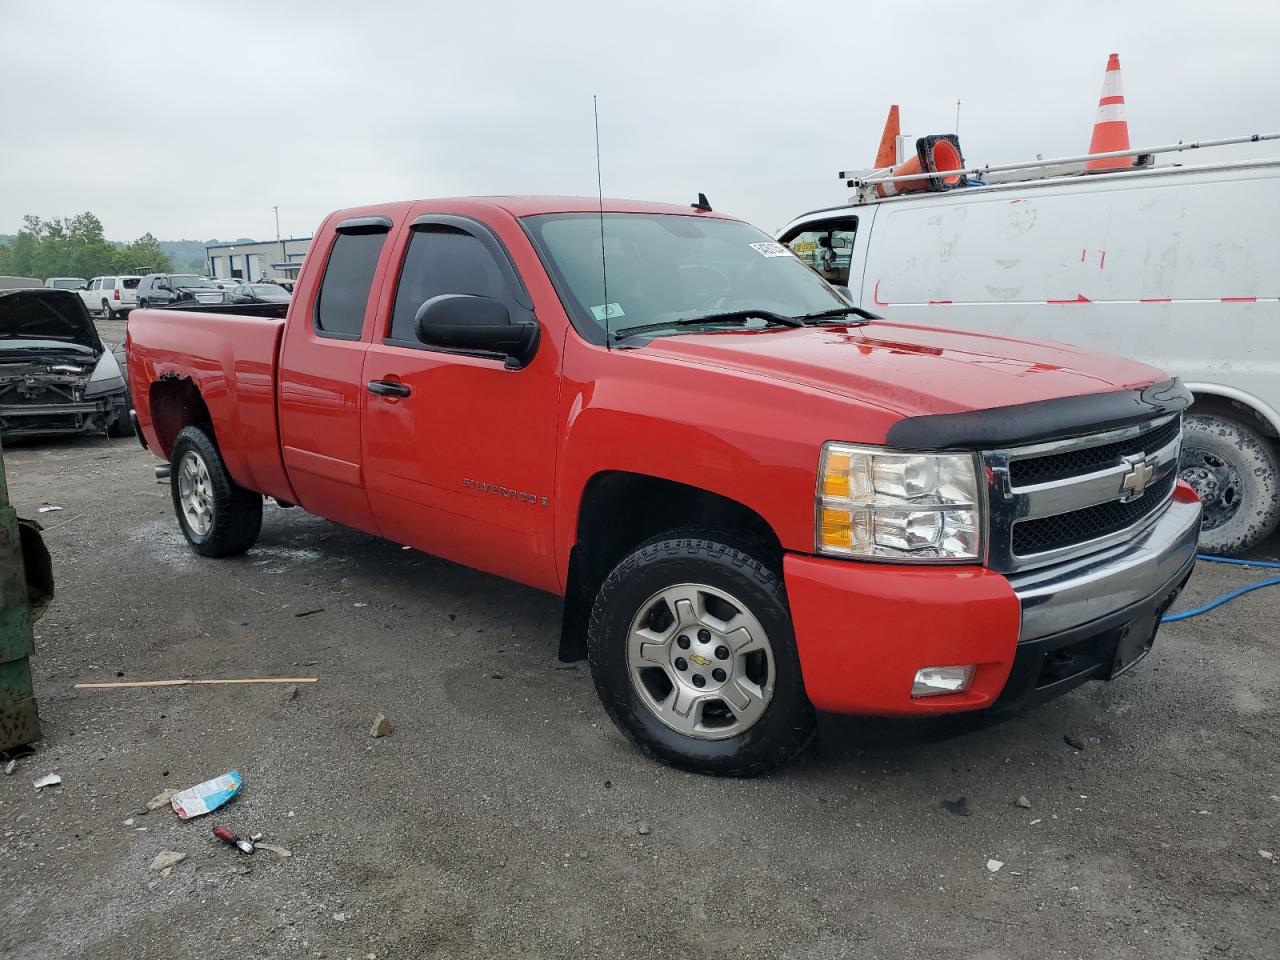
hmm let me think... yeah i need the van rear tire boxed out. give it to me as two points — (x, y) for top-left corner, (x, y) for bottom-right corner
(1179, 413), (1280, 555)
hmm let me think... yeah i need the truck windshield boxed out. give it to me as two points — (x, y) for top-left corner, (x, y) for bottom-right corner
(524, 213), (851, 344)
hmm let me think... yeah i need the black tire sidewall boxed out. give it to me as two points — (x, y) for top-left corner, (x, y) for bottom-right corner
(588, 535), (814, 776)
(1181, 413), (1280, 554)
(169, 425), (261, 557)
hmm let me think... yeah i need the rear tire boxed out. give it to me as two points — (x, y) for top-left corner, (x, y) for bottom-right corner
(1179, 413), (1280, 555)
(169, 425), (262, 557)
(587, 529), (815, 776)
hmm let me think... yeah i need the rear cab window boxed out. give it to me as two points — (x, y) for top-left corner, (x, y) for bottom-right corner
(314, 218), (391, 339)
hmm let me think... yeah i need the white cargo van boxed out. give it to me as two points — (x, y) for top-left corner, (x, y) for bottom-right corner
(781, 152), (1280, 554)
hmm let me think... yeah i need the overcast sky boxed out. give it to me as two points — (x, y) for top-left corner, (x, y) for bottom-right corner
(2, 0), (1276, 242)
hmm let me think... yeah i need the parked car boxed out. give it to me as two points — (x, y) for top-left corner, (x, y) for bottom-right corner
(227, 283), (291, 305)
(0, 288), (131, 439)
(78, 276), (142, 319)
(0, 277), (41, 291)
(780, 147), (1280, 554)
(126, 196), (1200, 775)
(43, 277), (87, 291)
(135, 274), (225, 308)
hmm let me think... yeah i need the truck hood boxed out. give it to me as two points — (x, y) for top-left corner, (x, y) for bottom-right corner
(636, 320), (1165, 419)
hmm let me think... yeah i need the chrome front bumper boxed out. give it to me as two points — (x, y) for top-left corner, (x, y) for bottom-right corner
(1009, 493), (1202, 642)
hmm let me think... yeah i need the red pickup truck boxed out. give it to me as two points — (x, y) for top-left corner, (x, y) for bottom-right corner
(127, 196), (1201, 775)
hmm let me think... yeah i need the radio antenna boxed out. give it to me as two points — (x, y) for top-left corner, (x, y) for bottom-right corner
(593, 95), (611, 348)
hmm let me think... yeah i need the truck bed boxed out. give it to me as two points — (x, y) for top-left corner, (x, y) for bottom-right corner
(126, 307), (295, 502)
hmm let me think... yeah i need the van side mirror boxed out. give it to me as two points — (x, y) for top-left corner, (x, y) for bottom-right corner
(414, 294), (539, 369)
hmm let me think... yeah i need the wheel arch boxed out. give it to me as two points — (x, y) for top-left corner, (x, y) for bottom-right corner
(148, 376), (213, 460)
(557, 470), (783, 662)
(1185, 382), (1280, 440)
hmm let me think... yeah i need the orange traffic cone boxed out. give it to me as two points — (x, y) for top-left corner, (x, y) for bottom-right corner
(875, 105), (900, 168)
(875, 137), (964, 198)
(1086, 53), (1131, 171)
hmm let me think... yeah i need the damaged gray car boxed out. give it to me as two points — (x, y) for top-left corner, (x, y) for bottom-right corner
(0, 288), (131, 440)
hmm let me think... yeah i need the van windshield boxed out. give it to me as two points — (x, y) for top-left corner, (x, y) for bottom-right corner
(524, 213), (849, 344)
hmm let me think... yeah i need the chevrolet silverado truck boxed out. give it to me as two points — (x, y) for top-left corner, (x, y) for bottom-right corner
(126, 196), (1202, 775)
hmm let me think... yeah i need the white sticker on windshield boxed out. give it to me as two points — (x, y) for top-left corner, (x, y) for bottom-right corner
(749, 242), (793, 258)
(591, 302), (625, 321)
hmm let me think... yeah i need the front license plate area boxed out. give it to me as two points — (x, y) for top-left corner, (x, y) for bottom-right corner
(1107, 617), (1158, 679)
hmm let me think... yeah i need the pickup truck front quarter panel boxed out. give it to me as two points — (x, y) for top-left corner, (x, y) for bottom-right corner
(555, 333), (904, 573)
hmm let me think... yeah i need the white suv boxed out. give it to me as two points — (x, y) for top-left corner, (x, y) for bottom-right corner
(79, 276), (142, 319)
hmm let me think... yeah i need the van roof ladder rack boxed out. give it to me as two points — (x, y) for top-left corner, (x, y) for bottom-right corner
(840, 131), (1280, 201)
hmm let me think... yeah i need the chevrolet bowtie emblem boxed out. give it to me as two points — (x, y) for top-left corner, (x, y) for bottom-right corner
(688, 654), (712, 667)
(1119, 453), (1156, 502)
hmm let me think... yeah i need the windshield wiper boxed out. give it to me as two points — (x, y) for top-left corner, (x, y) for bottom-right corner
(613, 309), (804, 342)
(793, 306), (881, 324)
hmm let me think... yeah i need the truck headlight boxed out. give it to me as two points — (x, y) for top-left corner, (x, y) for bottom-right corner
(817, 444), (982, 561)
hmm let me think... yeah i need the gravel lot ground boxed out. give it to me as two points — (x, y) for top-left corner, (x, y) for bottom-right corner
(1, 321), (1277, 959)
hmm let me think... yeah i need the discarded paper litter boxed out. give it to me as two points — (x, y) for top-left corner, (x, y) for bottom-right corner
(171, 771), (242, 820)
(33, 773), (62, 791)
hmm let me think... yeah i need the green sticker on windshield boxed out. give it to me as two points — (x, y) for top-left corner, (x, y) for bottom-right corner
(591, 302), (625, 321)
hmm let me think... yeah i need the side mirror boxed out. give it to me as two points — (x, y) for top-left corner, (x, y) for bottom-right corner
(78, 283), (88, 291)
(415, 294), (538, 369)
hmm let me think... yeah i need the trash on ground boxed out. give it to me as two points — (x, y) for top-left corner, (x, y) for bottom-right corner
(1015, 795), (1033, 809)
(37, 505), (63, 513)
(1029, 818), (1043, 825)
(213, 825), (255, 854)
(74, 676), (319, 689)
(249, 831), (264, 842)
(1261, 850), (1274, 861)
(986, 858), (1005, 873)
(146, 788), (176, 811)
(3, 759), (16, 775)
(370, 713), (393, 738)
(637, 822), (652, 836)
(256, 842), (292, 857)
(333, 911), (348, 922)
(171, 771), (242, 820)
(942, 797), (971, 816)
(150, 850), (186, 875)
(294, 608), (324, 618)
(33, 773), (61, 790)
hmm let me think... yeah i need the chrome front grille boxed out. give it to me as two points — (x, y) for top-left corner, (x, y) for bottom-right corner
(983, 414), (1183, 573)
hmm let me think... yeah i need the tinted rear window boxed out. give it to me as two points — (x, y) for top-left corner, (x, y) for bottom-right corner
(315, 232), (385, 338)
(122, 278), (140, 289)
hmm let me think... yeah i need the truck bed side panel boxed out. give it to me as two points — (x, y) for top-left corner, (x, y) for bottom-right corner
(127, 309), (295, 502)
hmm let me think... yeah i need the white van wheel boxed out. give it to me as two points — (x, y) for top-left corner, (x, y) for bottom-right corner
(1179, 413), (1280, 555)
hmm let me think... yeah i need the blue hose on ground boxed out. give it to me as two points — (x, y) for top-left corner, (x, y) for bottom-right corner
(1161, 553), (1280, 623)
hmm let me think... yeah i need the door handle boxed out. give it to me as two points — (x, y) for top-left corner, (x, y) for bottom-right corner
(367, 379), (411, 398)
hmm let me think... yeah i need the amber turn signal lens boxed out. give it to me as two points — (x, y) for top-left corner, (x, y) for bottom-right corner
(820, 506), (853, 549)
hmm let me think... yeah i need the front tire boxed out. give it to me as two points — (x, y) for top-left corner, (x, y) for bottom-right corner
(169, 425), (262, 557)
(1180, 413), (1280, 554)
(101, 299), (114, 319)
(588, 530), (815, 776)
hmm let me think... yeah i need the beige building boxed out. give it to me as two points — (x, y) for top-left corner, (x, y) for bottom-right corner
(205, 237), (311, 282)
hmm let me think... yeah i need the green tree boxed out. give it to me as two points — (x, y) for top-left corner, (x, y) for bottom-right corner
(115, 233), (172, 274)
(0, 213), (173, 279)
